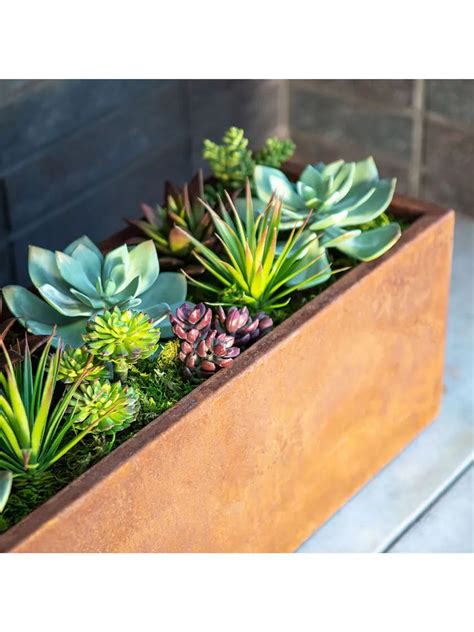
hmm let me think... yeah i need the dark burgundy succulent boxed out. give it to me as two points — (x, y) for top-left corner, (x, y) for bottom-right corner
(178, 329), (240, 383)
(169, 303), (212, 344)
(214, 306), (273, 349)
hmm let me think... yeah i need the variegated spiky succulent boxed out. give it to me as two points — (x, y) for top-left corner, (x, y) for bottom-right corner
(83, 308), (161, 381)
(70, 380), (139, 434)
(177, 182), (332, 310)
(214, 306), (273, 349)
(127, 171), (215, 271)
(58, 346), (110, 384)
(1, 236), (187, 346)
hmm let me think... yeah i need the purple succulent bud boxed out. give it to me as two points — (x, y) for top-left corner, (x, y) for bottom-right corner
(171, 302), (212, 339)
(214, 306), (273, 349)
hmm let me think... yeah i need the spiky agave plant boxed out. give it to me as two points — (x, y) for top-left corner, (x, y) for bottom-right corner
(0, 332), (134, 512)
(176, 181), (333, 311)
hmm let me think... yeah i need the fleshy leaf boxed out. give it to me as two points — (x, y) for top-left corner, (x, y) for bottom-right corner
(64, 235), (104, 263)
(127, 240), (159, 294)
(254, 165), (305, 211)
(55, 251), (99, 297)
(333, 223), (401, 261)
(339, 179), (396, 226)
(2, 286), (74, 326)
(67, 243), (103, 286)
(37, 284), (91, 317)
(28, 246), (70, 295)
(24, 317), (88, 348)
(320, 226), (362, 248)
(284, 240), (332, 288)
(139, 272), (187, 316)
(102, 244), (130, 289)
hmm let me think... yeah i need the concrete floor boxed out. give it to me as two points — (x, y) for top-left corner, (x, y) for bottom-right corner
(297, 211), (474, 553)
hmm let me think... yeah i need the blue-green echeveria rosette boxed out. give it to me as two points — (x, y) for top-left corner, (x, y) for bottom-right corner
(251, 156), (401, 289)
(1, 235), (187, 347)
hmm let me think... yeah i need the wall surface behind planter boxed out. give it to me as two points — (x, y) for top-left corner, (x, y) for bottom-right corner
(0, 79), (287, 286)
(288, 80), (474, 216)
(1, 79), (471, 288)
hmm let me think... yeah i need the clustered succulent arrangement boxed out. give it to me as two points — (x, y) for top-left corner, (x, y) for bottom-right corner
(0, 125), (403, 525)
(170, 302), (273, 382)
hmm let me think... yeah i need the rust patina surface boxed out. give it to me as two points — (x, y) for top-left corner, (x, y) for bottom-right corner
(0, 195), (454, 552)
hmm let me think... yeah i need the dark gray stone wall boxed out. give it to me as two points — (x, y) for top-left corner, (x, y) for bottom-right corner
(0, 79), (286, 285)
(289, 80), (474, 215)
(1, 79), (471, 288)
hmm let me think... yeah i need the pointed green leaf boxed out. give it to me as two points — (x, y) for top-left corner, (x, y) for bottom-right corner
(0, 471), (13, 512)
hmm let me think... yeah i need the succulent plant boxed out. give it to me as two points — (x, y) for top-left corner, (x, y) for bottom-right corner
(83, 307), (161, 381)
(254, 157), (400, 253)
(58, 346), (110, 384)
(0, 331), (116, 511)
(203, 127), (255, 190)
(70, 380), (139, 434)
(1, 236), (187, 347)
(178, 329), (240, 383)
(215, 306), (273, 349)
(177, 181), (332, 310)
(250, 157), (401, 289)
(169, 302), (213, 343)
(127, 171), (215, 271)
(255, 137), (296, 169)
(203, 127), (297, 196)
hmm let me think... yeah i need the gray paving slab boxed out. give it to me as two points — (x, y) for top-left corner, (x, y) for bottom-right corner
(388, 466), (474, 553)
(297, 211), (474, 553)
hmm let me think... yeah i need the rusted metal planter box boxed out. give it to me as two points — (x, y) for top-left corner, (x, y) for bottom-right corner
(0, 194), (454, 553)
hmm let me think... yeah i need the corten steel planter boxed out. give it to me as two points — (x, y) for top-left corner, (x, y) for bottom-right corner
(0, 189), (454, 552)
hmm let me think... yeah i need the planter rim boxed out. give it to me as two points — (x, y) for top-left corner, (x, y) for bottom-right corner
(0, 192), (455, 551)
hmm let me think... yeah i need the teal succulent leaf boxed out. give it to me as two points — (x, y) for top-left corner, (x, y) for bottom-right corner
(2, 286), (74, 326)
(102, 244), (130, 290)
(38, 283), (92, 317)
(64, 235), (104, 262)
(55, 251), (99, 297)
(28, 246), (70, 295)
(284, 239), (332, 289)
(330, 223), (401, 261)
(338, 179), (397, 226)
(25, 318), (88, 348)
(250, 156), (401, 272)
(2, 237), (187, 347)
(136, 271), (187, 339)
(127, 240), (160, 294)
(254, 165), (306, 212)
(319, 226), (362, 248)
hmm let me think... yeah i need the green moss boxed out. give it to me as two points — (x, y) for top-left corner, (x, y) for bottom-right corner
(0, 340), (195, 534)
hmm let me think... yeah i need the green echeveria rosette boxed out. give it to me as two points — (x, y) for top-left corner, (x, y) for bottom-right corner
(58, 346), (110, 384)
(70, 380), (139, 434)
(83, 307), (161, 382)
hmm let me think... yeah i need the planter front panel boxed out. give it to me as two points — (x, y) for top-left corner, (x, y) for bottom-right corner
(0, 202), (454, 552)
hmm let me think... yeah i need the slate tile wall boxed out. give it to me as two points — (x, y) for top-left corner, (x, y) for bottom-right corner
(2, 79), (470, 289)
(0, 79), (286, 286)
(289, 80), (474, 216)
